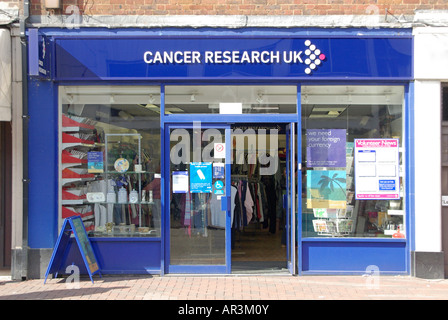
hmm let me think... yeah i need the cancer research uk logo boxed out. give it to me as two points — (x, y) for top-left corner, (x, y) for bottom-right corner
(303, 40), (326, 75)
(142, 39), (327, 76)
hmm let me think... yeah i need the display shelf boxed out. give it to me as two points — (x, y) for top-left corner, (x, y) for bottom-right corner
(62, 177), (95, 186)
(62, 168), (95, 180)
(62, 114), (96, 131)
(62, 132), (96, 145)
(92, 230), (158, 237)
(62, 205), (94, 219)
(62, 188), (85, 199)
(61, 149), (88, 164)
(61, 116), (98, 235)
(85, 201), (155, 205)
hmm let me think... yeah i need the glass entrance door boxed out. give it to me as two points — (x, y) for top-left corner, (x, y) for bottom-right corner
(166, 123), (231, 273)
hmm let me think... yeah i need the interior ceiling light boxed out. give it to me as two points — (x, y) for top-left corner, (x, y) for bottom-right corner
(190, 94), (196, 102)
(252, 105), (280, 110)
(327, 110), (340, 117)
(312, 106), (346, 112)
(118, 111), (134, 120)
(142, 104), (159, 110)
(165, 107), (184, 112)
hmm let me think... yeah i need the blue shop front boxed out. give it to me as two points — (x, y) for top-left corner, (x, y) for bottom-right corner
(28, 27), (414, 276)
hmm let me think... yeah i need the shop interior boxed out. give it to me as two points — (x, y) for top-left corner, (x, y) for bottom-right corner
(229, 125), (290, 274)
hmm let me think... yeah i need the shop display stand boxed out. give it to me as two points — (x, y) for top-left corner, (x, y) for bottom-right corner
(60, 115), (156, 236)
(105, 133), (144, 228)
(60, 114), (101, 232)
(311, 147), (355, 237)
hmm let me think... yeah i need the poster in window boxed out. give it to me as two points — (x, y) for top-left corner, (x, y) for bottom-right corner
(87, 151), (104, 173)
(306, 129), (346, 168)
(172, 171), (189, 193)
(190, 162), (213, 193)
(354, 138), (400, 200)
(306, 169), (347, 209)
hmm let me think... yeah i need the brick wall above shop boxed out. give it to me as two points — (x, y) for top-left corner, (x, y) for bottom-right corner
(29, 0), (448, 17)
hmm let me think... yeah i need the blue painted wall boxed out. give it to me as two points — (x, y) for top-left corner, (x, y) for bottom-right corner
(27, 78), (59, 249)
(302, 240), (408, 274)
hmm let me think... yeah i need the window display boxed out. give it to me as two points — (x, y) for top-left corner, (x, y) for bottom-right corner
(301, 85), (405, 238)
(59, 86), (161, 237)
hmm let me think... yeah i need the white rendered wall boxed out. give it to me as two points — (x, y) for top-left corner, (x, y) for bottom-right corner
(413, 27), (446, 252)
(413, 80), (442, 252)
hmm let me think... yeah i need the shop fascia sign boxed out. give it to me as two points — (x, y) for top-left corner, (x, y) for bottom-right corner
(143, 39), (325, 75)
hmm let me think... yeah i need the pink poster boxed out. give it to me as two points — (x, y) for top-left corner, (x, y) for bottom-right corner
(354, 138), (400, 200)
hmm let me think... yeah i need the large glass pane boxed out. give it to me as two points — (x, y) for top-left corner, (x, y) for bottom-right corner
(301, 86), (406, 239)
(169, 127), (227, 265)
(165, 85), (297, 114)
(59, 86), (161, 237)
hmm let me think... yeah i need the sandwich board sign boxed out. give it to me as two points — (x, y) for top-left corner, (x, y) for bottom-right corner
(44, 216), (101, 283)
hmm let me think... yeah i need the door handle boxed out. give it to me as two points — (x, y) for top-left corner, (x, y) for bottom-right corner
(221, 196), (228, 211)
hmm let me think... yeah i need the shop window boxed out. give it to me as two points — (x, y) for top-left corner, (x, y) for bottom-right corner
(301, 85), (406, 239)
(165, 85), (297, 114)
(59, 86), (161, 237)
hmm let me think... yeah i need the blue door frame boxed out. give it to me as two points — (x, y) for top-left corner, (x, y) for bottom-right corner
(162, 120), (300, 274)
(163, 123), (232, 274)
(286, 123), (297, 274)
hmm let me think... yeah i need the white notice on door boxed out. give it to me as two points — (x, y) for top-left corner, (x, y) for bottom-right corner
(172, 171), (189, 193)
(214, 143), (225, 158)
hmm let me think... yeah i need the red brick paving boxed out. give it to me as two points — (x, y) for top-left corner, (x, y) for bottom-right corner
(0, 275), (447, 300)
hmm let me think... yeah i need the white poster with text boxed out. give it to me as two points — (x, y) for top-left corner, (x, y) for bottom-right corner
(354, 139), (400, 200)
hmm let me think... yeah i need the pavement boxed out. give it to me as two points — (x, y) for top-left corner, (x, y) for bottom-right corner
(0, 273), (448, 302)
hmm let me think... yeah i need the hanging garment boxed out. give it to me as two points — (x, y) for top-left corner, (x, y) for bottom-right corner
(210, 195), (225, 228)
(231, 185), (237, 227)
(232, 182), (243, 230)
(257, 183), (264, 222)
(244, 182), (254, 223)
(241, 181), (247, 226)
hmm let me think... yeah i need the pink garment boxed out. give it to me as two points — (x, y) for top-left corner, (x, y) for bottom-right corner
(244, 184), (254, 223)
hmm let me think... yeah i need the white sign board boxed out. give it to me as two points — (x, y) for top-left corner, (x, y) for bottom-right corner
(442, 196), (448, 207)
(172, 171), (189, 193)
